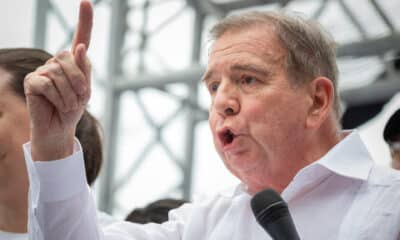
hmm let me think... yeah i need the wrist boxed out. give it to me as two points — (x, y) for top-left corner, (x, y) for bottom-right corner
(30, 129), (76, 161)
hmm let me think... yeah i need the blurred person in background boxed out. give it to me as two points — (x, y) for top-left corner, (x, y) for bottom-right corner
(383, 108), (400, 169)
(125, 198), (187, 224)
(22, 1), (400, 239)
(0, 48), (113, 240)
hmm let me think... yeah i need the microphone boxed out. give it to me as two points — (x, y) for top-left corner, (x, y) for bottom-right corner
(251, 188), (300, 240)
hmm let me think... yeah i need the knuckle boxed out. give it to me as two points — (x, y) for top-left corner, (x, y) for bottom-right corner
(24, 72), (33, 81)
(23, 73), (36, 87)
(49, 63), (63, 76)
(23, 74), (41, 94)
(23, 77), (32, 93)
(56, 50), (70, 60)
(45, 57), (56, 64)
(42, 78), (53, 91)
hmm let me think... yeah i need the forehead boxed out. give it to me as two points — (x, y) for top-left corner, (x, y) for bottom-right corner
(208, 26), (286, 68)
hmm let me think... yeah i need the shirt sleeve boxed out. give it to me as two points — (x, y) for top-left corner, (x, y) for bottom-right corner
(23, 139), (188, 240)
(23, 139), (103, 240)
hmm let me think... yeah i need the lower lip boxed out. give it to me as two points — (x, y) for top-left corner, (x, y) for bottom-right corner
(221, 136), (246, 154)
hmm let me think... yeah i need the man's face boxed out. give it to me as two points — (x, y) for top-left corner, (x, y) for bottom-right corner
(205, 27), (312, 183)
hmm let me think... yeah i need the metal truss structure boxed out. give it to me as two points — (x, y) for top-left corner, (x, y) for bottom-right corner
(33, 0), (400, 215)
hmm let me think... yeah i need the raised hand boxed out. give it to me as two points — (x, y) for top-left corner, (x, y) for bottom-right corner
(24, 0), (93, 161)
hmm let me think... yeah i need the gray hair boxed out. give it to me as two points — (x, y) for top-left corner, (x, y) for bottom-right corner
(210, 11), (341, 118)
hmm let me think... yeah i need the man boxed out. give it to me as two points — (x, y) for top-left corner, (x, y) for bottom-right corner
(383, 109), (400, 169)
(23, 1), (400, 239)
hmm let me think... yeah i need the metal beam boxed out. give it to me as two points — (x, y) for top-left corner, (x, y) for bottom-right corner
(34, 0), (51, 48)
(187, 0), (287, 16)
(221, 0), (290, 10)
(338, 0), (368, 39)
(186, 0), (224, 17)
(370, 0), (395, 33)
(209, 0), (283, 12)
(98, 0), (129, 214)
(182, 9), (205, 200)
(337, 34), (400, 57)
(341, 73), (400, 106)
(113, 65), (205, 92)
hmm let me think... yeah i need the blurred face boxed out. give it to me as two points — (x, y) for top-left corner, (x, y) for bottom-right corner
(0, 67), (30, 193)
(205, 27), (312, 187)
(390, 143), (400, 170)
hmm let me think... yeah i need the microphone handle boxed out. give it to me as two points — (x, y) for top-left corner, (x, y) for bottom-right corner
(264, 215), (300, 240)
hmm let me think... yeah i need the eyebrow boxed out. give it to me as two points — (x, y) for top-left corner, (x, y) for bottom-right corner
(230, 63), (271, 77)
(201, 63), (271, 83)
(201, 69), (214, 83)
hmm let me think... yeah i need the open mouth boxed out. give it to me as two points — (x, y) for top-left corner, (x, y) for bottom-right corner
(219, 128), (236, 146)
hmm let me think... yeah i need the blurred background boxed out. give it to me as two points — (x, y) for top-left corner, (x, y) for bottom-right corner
(1, 0), (399, 218)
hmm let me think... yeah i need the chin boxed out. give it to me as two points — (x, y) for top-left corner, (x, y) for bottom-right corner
(225, 155), (259, 173)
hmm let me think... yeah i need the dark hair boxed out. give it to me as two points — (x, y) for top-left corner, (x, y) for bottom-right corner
(125, 198), (187, 224)
(0, 48), (103, 185)
(383, 109), (400, 144)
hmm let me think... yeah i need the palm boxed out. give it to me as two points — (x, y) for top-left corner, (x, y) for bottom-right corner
(28, 95), (83, 136)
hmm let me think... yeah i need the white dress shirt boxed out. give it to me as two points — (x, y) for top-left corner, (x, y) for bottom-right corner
(24, 131), (400, 240)
(0, 211), (116, 240)
(0, 231), (26, 240)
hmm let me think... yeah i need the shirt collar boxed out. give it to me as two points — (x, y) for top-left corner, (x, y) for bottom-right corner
(220, 130), (374, 198)
(219, 183), (248, 198)
(313, 130), (373, 181)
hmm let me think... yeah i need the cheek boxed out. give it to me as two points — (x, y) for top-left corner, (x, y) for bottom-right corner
(243, 97), (304, 147)
(12, 113), (31, 147)
(10, 128), (29, 154)
(208, 108), (220, 133)
(244, 99), (282, 132)
(208, 113), (219, 145)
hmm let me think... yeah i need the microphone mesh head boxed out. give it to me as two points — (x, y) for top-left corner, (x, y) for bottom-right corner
(251, 189), (300, 240)
(251, 188), (288, 223)
(251, 189), (282, 215)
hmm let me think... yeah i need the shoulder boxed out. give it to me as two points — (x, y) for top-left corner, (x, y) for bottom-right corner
(359, 164), (400, 209)
(170, 184), (245, 221)
(368, 164), (400, 188)
(346, 165), (400, 238)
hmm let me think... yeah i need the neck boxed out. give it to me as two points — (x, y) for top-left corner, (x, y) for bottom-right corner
(0, 186), (28, 233)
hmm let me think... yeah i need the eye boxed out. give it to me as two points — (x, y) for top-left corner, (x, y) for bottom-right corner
(241, 75), (258, 85)
(208, 82), (219, 93)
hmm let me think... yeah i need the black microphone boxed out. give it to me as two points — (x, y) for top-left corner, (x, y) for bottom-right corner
(251, 188), (300, 240)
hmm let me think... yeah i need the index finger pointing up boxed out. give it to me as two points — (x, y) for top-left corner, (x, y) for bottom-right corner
(72, 0), (93, 53)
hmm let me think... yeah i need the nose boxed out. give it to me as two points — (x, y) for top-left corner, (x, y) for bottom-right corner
(212, 81), (240, 117)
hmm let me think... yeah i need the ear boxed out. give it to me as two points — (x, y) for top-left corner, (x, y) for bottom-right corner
(306, 77), (334, 129)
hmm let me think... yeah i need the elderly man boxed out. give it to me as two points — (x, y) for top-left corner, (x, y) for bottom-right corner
(23, 1), (400, 239)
